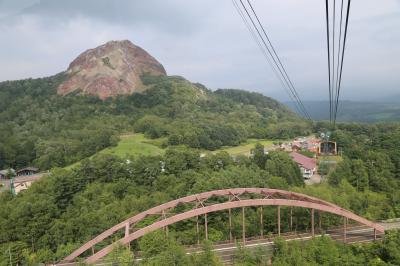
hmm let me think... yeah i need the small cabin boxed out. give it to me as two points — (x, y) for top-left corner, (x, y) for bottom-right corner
(0, 170), (6, 179)
(0, 169), (15, 179)
(16, 167), (39, 177)
(290, 152), (317, 179)
(291, 144), (302, 152)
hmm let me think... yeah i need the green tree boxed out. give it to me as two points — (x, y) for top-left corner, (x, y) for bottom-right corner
(190, 241), (223, 266)
(107, 243), (134, 266)
(252, 143), (266, 169)
(265, 152), (304, 186)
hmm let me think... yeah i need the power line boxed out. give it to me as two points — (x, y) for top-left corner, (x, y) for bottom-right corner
(245, 0), (311, 120)
(237, 0), (308, 118)
(334, 0), (344, 114)
(234, 0), (311, 120)
(325, 0), (333, 124)
(333, 0), (351, 126)
(231, 0), (303, 115)
(325, 0), (351, 127)
(332, 0), (336, 124)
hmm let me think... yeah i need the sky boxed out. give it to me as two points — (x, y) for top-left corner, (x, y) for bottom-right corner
(0, 0), (399, 101)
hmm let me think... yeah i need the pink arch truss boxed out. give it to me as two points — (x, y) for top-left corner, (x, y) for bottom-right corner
(63, 188), (384, 263)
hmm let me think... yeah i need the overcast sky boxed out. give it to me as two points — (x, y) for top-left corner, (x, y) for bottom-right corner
(0, 0), (399, 101)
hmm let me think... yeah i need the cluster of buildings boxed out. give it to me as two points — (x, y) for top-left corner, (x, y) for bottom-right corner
(275, 137), (320, 154)
(247, 136), (327, 180)
(276, 137), (337, 155)
(274, 137), (320, 180)
(0, 167), (43, 194)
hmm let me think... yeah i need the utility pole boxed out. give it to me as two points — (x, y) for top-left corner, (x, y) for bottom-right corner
(8, 246), (12, 266)
(10, 176), (15, 196)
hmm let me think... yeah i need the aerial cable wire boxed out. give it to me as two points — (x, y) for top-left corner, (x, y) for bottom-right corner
(325, 0), (333, 124)
(238, 0), (309, 119)
(332, 0), (336, 125)
(334, 0), (344, 114)
(234, 0), (310, 119)
(333, 0), (351, 126)
(244, 0), (311, 120)
(231, 0), (303, 116)
(236, 0), (311, 120)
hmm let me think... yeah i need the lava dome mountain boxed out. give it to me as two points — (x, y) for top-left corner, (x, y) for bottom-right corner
(58, 40), (166, 99)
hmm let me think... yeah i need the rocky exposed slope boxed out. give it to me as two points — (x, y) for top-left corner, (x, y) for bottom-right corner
(58, 40), (166, 99)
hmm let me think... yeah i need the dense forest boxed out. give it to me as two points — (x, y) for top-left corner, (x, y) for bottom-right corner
(1, 73), (400, 265)
(0, 74), (310, 170)
(1, 120), (400, 264)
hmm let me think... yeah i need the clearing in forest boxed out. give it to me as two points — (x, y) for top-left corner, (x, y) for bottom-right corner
(100, 134), (165, 157)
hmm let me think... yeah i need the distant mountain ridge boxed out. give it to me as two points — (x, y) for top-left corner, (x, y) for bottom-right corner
(58, 40), (166, 99)
(285, 100), (400, 122)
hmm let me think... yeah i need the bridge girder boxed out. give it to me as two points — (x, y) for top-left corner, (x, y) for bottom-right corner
(63, 188), (384, 263)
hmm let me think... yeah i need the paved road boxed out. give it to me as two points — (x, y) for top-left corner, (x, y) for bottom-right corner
(305, 173), (322, 185)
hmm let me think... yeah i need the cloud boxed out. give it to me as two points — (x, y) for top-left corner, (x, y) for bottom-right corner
(0, 15), (131, 79)
(0, 0), (39, 18)
(14, 0), (211, 35)
(0, 0), (399, 101)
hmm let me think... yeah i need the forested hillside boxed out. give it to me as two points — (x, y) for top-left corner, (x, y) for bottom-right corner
(1, 121), (400, 264)
(1, 50), (400, 266)
(0, 73), (309, 170)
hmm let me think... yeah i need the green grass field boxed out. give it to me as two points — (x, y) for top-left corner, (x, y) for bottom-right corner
(100, 134), (165, 157)
(64, 134), (165, 169)
(215, 139), (281, 156)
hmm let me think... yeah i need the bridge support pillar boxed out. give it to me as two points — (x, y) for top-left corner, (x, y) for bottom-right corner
(125, 222), (129, 237)
(311, 209), (315, 237)
(277, 206), (281, 236)
(161, 210), (168, 238)
(260, 207), (263, 238)
(343, 217), (347, 243)
(196, 215), (200, 244)
(318, 211), (322, 232)
(290, 207), (293, 232)
(205, 213), (208, 240)
(242, 207), (246, 244)
(125, 222), (131, 248)
(229, 209), (233, 242)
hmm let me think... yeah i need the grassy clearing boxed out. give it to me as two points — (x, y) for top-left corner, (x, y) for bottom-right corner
(64, 134), (165, 170)
(215, 139), (282, 156)
(100, 134), (165, 157)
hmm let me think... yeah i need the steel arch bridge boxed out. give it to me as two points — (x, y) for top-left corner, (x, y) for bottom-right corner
(63, 188), (384, 264)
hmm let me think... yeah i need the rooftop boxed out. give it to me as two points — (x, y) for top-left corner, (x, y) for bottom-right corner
(289, 152), (316, 170)
(16, 167), (39, 172)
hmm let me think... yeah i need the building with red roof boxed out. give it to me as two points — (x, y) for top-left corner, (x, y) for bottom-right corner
(289, 152), (317, 179)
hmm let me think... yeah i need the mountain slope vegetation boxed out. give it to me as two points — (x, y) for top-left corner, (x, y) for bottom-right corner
(0, 73), (309, 170)
(1, 129), (400, 264)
